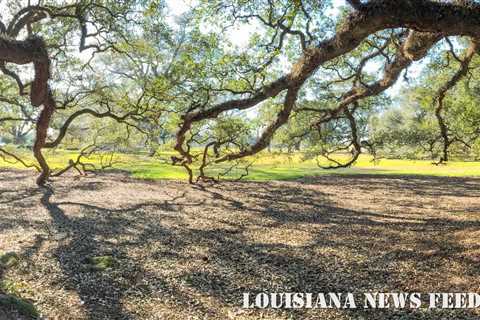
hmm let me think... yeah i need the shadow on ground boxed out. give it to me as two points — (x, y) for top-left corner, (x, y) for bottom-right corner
(1, 169), (480, 319)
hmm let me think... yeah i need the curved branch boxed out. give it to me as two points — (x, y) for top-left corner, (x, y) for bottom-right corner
(433, 40), (478, 163)
(0, 148), (40, 171)
(311, 31), (442, 126)
(44, 109), (137, 149)
(319, 105), (362, 169)
(215, 86), (300, 163)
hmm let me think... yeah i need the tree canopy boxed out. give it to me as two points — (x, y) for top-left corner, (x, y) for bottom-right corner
(2, 0), (480, 185)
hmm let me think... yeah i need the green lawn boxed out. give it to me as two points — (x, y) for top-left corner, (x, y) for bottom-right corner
(1, 148), (480, 181)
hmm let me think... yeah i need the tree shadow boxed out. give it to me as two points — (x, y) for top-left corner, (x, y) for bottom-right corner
(39, 187), (143, 319)
(1, 171), (480, 319)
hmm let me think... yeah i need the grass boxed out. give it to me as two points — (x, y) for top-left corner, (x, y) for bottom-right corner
(84, 256), (117, 272)
(0, 294), (39, 319)
(0, 252), (39, 319)
(1, 147), (480, 180)
(0, 252), (19, 268)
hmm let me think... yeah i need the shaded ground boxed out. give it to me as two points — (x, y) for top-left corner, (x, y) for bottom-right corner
(1, 168), (480, 319)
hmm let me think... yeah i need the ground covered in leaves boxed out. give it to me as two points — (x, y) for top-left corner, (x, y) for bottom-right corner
(1, 169), (480, 319)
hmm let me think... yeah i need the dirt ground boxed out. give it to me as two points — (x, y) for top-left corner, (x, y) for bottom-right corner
(1, 169), (480, 319)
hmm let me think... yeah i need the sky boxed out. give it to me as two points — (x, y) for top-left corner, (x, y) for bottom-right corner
(166, 0), (347, 47)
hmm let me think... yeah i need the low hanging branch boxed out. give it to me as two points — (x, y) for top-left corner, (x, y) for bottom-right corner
(433, 40), (478, 164)
(215, 86), (301, 163)
(44, 108), (141, 149)
(183, 30), (442, 180)
(318, 104), (362, 170)
(0, 147), (40, 171)
(309, 31), (442, 127)
(174, 0), (480, 178)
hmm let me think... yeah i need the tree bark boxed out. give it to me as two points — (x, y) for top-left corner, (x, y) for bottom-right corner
(0, 35), (54, 185)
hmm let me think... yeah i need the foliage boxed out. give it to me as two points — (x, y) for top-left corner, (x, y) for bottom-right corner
(1, 0), (480, 184)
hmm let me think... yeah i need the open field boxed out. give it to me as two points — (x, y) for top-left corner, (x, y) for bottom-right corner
(2, 149), (480, 181)
(1, 169), (480, 319)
